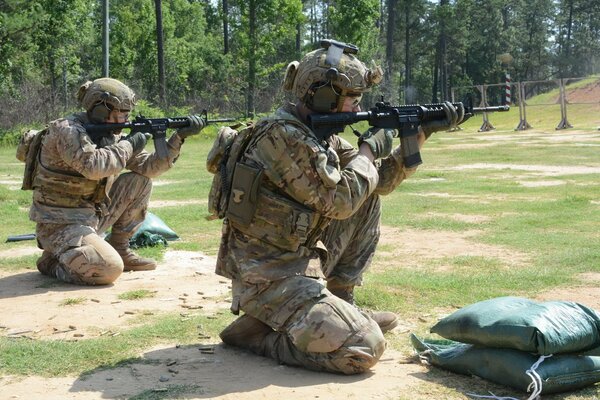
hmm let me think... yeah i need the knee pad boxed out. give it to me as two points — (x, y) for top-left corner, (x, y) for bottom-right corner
(60, 243), (123, 285)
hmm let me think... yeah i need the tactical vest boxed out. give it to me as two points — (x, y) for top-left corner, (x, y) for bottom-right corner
(206, 115), (331, 252)
(18, 122), (108, 207)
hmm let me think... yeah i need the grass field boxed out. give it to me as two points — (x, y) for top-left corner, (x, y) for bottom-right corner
(1, 94), (600, 399)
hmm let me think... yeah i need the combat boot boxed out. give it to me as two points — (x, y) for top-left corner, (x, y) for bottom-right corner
(220, 314), (273, 354)
(108, 232), (157, 271)
(327, 281), (399, 334)
(36, 251), (76, 283)
(37, 250), (58, 277)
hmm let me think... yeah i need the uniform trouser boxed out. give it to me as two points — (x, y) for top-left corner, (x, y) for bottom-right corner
(321, 194), (381, 288)
(35, 172), (152, 285)
(237, 275), (386, 374)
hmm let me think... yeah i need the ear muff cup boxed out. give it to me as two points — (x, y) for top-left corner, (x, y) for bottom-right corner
(307, 85), (338, 113)
(89, 104), (112, 124)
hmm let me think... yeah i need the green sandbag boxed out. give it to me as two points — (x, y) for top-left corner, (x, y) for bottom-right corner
(430, 296), (600, 355)
(131, 211), (179, 242)
(411, 334), (600, 395)
(129, 231), (168, 249)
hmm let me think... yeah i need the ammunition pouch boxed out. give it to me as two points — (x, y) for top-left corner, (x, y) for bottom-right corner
(32, 161), (107, 207)
(19, 128), (47, 190)
(226, 162), (263, 227)
(229, 185), (325, 253)
(207, 125), (253, 220)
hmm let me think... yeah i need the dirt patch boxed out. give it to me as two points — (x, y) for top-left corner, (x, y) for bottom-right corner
(0, 251), (230, 340)
(516, 179), (566, 187)
(0, 178), (22, 190)
(0, 346), (426, 400)
(152, 180), (186, 187)
(0, 246), (41, 259)
(149, 199), (208, 208)
(377, 226), (529, 269)
(0, 249), (438, 400)
(451, 163), (600, 176)
(423, 212), (492, 224)
(565, 80), (600, 103)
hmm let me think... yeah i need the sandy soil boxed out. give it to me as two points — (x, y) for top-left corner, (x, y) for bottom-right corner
(1, 238), (597, 400)
(0, 248), (428, 400)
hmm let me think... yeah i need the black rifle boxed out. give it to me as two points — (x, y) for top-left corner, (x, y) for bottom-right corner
(307, 101), (509, 168)
(84, 110), (235, 158)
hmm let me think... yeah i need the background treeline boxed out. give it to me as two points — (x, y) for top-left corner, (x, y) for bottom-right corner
(1, 0), (599, 132)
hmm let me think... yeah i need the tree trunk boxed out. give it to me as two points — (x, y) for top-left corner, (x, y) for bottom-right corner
(404, 0), (412, 104)
(223, 0), (229, 54)
(385, 0), (395, 103)
(247, 0), (256, 117)
(101, 0), (109, 77)
(433, 0), (449, 102)
(154, 0), (166, 105)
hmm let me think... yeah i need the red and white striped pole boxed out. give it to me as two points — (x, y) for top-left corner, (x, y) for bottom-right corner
(505, 73), (512, 105)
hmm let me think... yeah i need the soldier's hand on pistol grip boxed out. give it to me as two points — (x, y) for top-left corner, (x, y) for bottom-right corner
(420, 101), (465, 139)
(358, 127), (394, 159)
(177, 115), (206, 139)
(123, 131), (150, 155)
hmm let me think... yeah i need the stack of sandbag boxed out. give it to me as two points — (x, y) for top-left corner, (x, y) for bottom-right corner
(412, 296), (600, 398)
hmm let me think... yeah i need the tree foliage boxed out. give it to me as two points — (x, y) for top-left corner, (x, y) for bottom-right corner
(1, 0), (599, 130)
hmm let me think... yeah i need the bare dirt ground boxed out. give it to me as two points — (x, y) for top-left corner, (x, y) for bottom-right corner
(2, 126), (600, 399)
(0, 248), (426, 400)
(2, 233), (600, 400)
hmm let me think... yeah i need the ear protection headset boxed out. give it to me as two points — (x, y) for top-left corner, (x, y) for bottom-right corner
(307, 39), (360, 113)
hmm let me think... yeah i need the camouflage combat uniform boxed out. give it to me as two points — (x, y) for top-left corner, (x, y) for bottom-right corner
(32, 112), (183, 285)
(216, 103), (417, 374)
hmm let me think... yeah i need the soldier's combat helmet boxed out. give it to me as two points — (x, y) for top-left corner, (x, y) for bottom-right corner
(283, 39), (383, 113)
(77, 78), (136, 123)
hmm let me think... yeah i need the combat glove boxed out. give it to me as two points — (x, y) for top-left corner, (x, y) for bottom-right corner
(420, 101), (465, 139)
(123, 131), (150, 155)
(358, 127), (394, 159)
(177, 115), (206, 139)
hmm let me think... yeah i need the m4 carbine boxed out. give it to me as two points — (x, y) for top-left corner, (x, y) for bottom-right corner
(84, 110), (235, 158)
(307, 101), (509, 168)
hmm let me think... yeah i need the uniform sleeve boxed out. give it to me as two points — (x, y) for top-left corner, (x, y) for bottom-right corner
(329, 133), (418, 195)
(374, 144), (419, 195)
(54, 119), (133, 180)
(125, 133), (183, 178)
(250, 123), (378, 220)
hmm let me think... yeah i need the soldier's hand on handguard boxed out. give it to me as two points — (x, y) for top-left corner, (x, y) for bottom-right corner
(420, 101), (465, 139)
(123, 131), (150, 155)
(358, 127), (394, 160)
(177, 115), (206, 139)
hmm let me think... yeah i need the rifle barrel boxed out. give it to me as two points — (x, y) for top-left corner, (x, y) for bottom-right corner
(472, 105), (510, 113)
(208, 118), (236, 123)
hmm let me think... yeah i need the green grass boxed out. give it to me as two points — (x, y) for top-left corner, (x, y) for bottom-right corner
(118, 289), (156, 301)
(1, 94), (600, 398)
(59, 297), (87, 306)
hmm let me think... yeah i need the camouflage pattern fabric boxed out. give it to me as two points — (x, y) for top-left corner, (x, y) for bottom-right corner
(29, 112), (183, 225)
(36, 171), (152, 285)
(236, 275), (386, 374)
(321, 194), (381, 287)
(31, 112), (182, 284)
(215, 103), (418, 373)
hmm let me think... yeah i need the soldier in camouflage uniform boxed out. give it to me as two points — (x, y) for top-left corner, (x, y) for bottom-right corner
(209, 40), (463, 374)
(27, 78), (204, 285)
